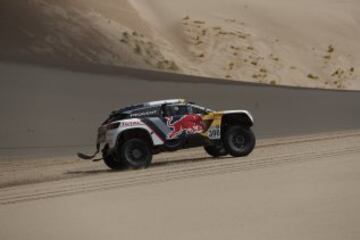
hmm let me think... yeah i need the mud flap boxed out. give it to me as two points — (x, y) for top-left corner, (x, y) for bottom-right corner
(77, 143), (101, 160)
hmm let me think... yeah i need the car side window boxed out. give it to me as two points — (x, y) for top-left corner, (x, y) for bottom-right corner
(164, 105), (189, 116)
(161, 105), (171, 117)
(190, 105), (207, 115)
(173, 105), (189, 116)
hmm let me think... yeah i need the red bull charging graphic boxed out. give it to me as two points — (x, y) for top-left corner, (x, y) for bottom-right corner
(166, 115), (205, 139)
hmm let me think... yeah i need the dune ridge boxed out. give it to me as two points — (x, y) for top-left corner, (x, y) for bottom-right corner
(0, 0), (359, 89)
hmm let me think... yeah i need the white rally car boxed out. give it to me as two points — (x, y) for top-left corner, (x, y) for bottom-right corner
(78, 99), (256, 169)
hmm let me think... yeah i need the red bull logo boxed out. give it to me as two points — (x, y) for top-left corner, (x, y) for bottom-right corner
(167, 115), (205, 139)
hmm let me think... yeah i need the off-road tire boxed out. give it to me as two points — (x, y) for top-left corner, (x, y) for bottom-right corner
(103, 153), (126, 170)
(119, 138), (153, 169)
(204, 143), (228, 157)
(223, 126), (256, 157)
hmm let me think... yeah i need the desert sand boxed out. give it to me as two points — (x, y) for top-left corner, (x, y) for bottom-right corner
(1, 0), (359, 89)
(1, 1), (360, 239)
(1, 131), (360, 240)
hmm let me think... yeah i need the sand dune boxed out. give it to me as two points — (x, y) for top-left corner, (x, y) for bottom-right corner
(2, 62), (360, 150)
(131, 0), (360, 89)
(1, 0), (359, 89)
(0, 0), (151, 67)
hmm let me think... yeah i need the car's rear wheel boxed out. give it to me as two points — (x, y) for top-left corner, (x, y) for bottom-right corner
(223, 126), (256, 157)
(204, 142), (228, 157)
(119, 138), (152, 169)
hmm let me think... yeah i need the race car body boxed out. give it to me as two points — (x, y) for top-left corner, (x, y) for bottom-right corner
(78, 99), (256, 169)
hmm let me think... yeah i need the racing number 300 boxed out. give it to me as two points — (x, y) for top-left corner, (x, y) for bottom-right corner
(208, 127), (221, 139)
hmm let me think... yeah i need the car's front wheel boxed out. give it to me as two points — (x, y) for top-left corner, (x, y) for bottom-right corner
(223, 126), (256, 157)
(119, 138), (153, 169)
(103, 153), (126, 170)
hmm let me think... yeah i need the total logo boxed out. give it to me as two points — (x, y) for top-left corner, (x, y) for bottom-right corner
(167, 115), (205, 139)
(121, 121), (143, 127)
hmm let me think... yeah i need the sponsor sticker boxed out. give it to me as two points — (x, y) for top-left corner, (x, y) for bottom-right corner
(208, 126), (221, 139)
(130, 110), (158, 118)
(167, 115), (205, 139)
(121, 121), (144, 127)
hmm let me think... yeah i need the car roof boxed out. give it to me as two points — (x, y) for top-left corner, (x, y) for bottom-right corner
(117, 99), (186, 113)
(145, 99), (186, 107)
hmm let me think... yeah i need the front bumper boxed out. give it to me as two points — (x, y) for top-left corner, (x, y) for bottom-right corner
(78, 125), (115, 160)
(98, 126), (118, 149)
(97, 126), (106, 144)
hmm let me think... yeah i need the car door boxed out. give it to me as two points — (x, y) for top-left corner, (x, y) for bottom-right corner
(163, 105), (205, 140)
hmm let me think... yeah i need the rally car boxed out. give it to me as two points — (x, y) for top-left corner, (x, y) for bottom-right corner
(78, 99), (256, 169)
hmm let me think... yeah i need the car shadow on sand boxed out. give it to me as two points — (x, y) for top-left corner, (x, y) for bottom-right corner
(66, 156), (225, 176)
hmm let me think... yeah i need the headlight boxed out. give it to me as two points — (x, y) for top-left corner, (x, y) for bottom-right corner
(107, 122), (120, 130)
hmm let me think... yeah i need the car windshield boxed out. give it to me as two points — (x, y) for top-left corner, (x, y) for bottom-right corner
(190, 104), (213, 114)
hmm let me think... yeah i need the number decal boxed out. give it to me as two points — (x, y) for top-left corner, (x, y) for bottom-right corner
(208, 127), (221, 139)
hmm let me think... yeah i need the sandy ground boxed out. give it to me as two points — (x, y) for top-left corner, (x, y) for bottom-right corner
(1, 129), (358, 189)
(1, 0), (359, 89)
(0, 130), (360, 239)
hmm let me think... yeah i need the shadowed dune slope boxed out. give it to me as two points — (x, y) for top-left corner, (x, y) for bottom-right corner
(1, 0), (360, 89)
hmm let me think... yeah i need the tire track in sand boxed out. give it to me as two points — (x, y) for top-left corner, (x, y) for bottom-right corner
(1, 138), (359, 205)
